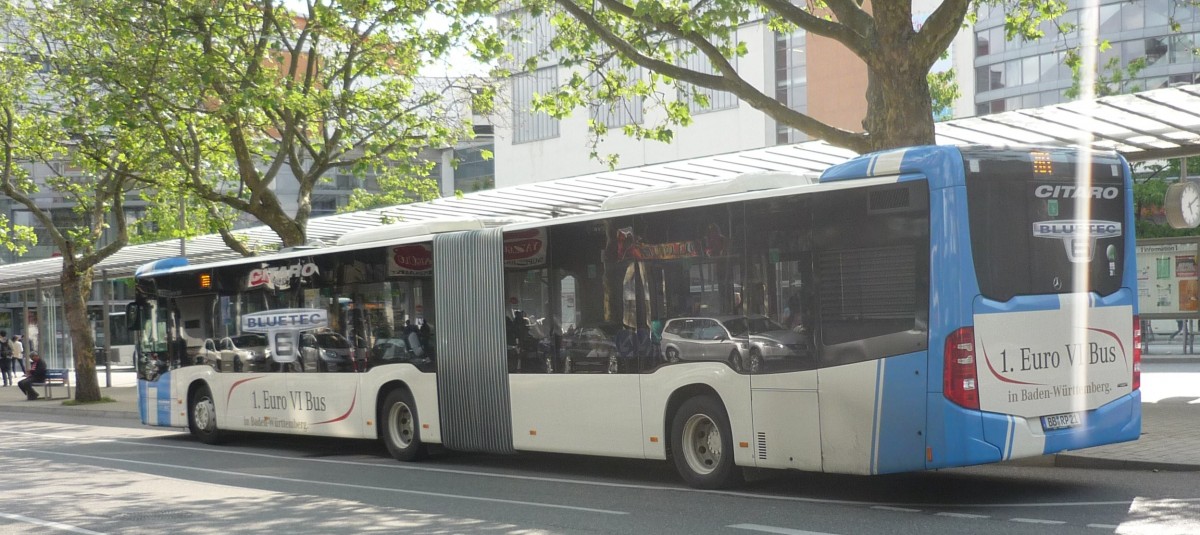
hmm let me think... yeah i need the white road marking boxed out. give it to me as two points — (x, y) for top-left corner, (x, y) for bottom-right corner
(5, 427), (1200, 513)
(871, 506), (920, 513)
(0, 512), (107, 535)
(728, 524), (841, 535)
(19, 449), (629, 516)
(1010, 518), (1067, 525)
(1117, 497), (1200, 534)
(935, 512), (989, 519)
(1086, 524), (1117, 530)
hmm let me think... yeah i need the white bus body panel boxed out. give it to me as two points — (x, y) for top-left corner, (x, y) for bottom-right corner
(974, 299), (1133, 418)
(509, 374), (643, 457)
(818, 360), (884, 475)
(160, 364), (441, 442)
(749, 371), (821, 471)
(638, 363), (754, 465)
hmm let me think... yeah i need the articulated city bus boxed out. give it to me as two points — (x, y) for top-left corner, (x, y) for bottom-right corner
(130, 145), (1141, 488)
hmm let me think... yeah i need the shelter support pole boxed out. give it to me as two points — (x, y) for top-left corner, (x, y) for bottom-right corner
(102, 269), (112, 388)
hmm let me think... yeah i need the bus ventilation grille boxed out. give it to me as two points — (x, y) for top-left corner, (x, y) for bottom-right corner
(868, 187), (911, 213)
(757, 432), (768, 460)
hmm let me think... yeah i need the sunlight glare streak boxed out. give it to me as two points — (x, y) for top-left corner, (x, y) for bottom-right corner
(1071, 0), (1101, 419)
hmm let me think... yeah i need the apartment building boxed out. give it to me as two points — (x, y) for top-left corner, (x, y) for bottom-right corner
(974, 0), (1200, 115)
(493, 0), (1200, 187)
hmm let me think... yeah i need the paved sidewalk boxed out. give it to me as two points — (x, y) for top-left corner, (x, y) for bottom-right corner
(0, 369), (140, 420)
(1, 368), (1196, 473)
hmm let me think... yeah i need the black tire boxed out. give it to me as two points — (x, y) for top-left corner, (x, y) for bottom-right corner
(747, 349), (764, 374)
(728, 350), (742, 372)
(670, 395), (742, 489)
(665, 347), (680, 363)
(380, 389), (426, 461)
(189, 385), (224, 445)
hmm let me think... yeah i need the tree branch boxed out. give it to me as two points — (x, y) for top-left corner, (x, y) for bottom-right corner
(551, 0), (870, 151)
(912, 0), (970, 70)
(753, 0), (870, 54)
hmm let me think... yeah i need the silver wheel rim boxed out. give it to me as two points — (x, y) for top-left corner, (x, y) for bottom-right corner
(194, 396), (216, 433)
(388, 402), (415, 449)
(681, 413), (721, 476)
(666, 349), (679, 362)
(750, 352), (762, 373)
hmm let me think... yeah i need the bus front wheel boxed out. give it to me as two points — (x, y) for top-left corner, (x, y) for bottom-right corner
(189, 385), (224, 445)
(381, 389), (426, 461)
(670, 395), (741, 489)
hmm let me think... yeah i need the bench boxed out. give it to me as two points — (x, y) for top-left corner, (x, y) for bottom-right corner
(32, 368), (71, 399)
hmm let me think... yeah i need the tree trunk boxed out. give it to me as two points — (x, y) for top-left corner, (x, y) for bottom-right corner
(252, 207), (307, 248)
(60, 266), (100, 402)
(863, 61), (936, 152)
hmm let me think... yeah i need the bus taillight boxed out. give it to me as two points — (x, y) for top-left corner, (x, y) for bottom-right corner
(943, 327), (979, 409)
(1133, 316), (1142, 391)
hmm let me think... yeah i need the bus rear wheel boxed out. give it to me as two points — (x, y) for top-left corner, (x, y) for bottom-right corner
(381, 389), (426, 461)
(189, 385), (224, 445)
(670, 395), (741, 489)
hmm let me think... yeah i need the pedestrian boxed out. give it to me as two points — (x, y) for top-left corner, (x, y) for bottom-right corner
(18, 350), (46, 401)
(0, 330), (12, 387)
(10, 335), (25, 374)
(1171, 320), (1186, 341)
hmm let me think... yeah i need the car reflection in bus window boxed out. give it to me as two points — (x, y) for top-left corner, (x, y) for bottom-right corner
(217, 334), (270, 372)
(508, 311), (559, 373)
(562, 322), (620, 374)
(299, 332), (355, 372)
(661, 315), (813, 374)
(366, 322), (437, 372)
(199, 338), (233, 372)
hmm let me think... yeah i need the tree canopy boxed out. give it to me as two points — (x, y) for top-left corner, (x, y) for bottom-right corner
(28, 0), (496, 251)
(493, 0), (1121, 156)
(1, 8), (159, 401)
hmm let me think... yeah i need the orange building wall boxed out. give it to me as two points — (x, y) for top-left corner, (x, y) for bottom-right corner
(806, 34), (869, 134)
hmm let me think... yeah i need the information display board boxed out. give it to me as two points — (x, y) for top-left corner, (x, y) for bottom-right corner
(1136, 240), (1200, 318)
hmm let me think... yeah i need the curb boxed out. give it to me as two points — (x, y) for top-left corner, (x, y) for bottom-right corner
(1, 402), (140, 421)
(1053, 453), (1200, 472)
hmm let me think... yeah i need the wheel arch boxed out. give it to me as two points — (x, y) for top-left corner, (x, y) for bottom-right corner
(186, 379), (214, 418)
(663, 383), (725, 461)
(374, 379), (414, 440)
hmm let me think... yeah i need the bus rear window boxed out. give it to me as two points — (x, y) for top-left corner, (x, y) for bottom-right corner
(964, 149), (1126, 302)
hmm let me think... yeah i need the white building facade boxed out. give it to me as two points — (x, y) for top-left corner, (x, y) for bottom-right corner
(494, 1), (964, 188)
(493, 0), (1200, 187)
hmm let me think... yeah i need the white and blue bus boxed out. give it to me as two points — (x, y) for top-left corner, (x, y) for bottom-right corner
(130, 145), (1141, 488)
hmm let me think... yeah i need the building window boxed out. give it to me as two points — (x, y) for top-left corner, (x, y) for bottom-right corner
(311, 197), (337, 216)
(677, 40), (739, 114)
(512, 67), (560, 144)
(590, 64), (644, 128)
(454, 144), (495, 193)
(503, 9), (557, 71)
(774, 30), (808, 145)
(1170, 33), (1198, 64)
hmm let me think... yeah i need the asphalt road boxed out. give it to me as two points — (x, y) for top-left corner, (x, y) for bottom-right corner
(1, 411), (1198, 535)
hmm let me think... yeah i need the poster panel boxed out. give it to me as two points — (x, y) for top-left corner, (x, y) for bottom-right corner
(1136, 242), (1199, 316)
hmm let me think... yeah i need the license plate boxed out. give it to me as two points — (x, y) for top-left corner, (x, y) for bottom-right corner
(1042, 412), (1082, 431)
